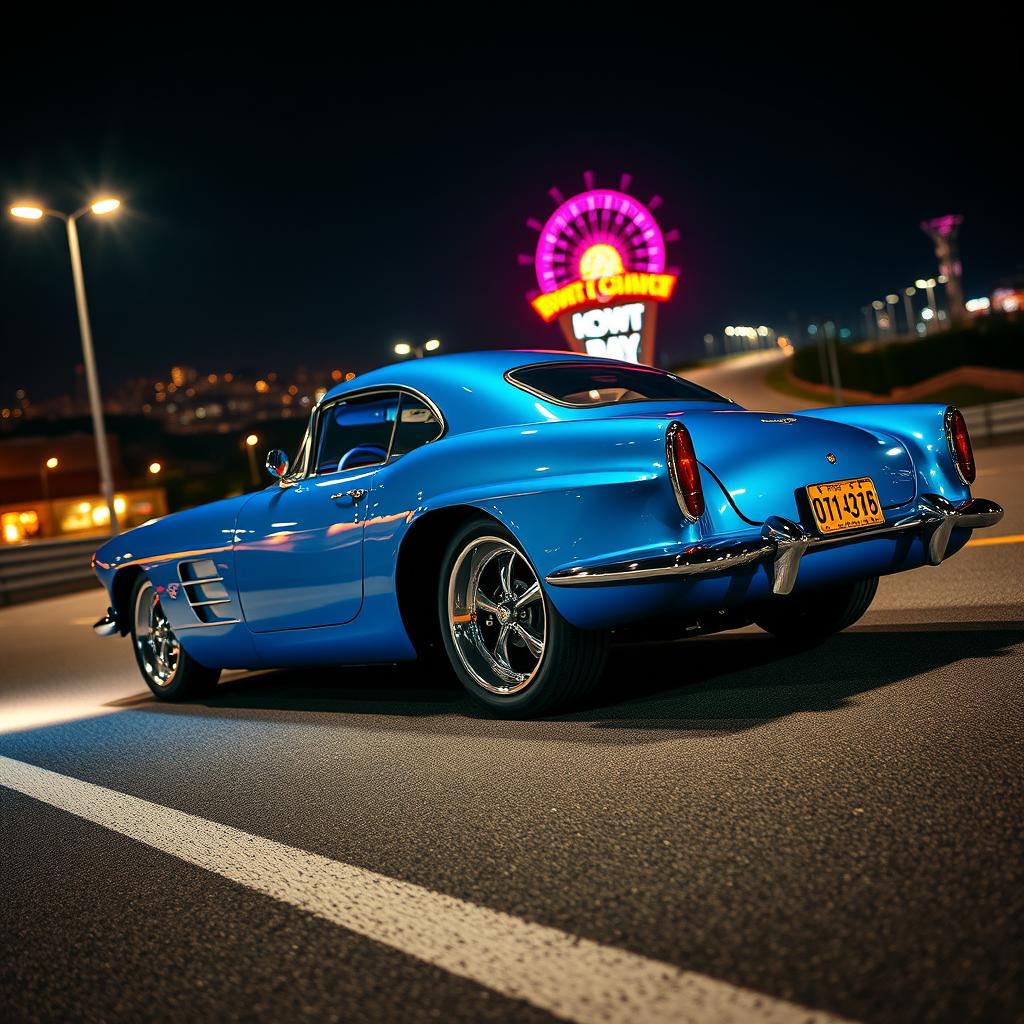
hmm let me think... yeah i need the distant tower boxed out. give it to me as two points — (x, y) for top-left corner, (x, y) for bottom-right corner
(921, 215), (965, 324)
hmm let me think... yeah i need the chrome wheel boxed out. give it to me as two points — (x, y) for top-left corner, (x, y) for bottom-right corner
(447, 536), (546, 695)
(134, 580), (180, 688)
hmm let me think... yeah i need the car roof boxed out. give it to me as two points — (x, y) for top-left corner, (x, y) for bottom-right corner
(320, 349), (631, 434)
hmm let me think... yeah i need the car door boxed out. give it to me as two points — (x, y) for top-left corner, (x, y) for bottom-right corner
(233, 391), (400, 632)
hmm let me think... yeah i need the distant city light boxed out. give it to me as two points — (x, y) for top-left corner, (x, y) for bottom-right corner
(424, 339), (441, 352)
(254, 379), (269, 393)
(44, 457), (59, 470)
(807, 324), (818, 335)
(886, 294), (899, 304)
(905, 286), (916, 296)
(148, 462), (162, 475)
(839, 328), (852, 339)
(871, 300), (884, 310)
(245, 433), (259, 447)
(921, 307), (935, 320)
(965, 297), (990, 313)
(394, 343), (412, 356)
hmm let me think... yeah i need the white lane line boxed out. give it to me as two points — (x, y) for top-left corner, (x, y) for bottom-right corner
(0, 755), (854, 1024)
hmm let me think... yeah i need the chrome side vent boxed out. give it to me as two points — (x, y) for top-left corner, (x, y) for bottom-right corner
(178, 558), (235, 624)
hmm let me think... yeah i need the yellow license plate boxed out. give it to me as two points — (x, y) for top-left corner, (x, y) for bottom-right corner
(806, 477), (885, 534)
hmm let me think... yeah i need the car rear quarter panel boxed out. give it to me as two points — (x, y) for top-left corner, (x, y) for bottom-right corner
(366, 414), (748, 632)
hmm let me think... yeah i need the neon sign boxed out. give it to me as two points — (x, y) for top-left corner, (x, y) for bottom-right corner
(524, 174), (679, 365)
(531, 272), (677, 322)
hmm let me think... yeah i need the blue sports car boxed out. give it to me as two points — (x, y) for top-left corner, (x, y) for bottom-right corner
(92, 350), (1003, 716)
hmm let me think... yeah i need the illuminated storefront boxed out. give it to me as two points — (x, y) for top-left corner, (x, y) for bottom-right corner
(525, 175), (679, 365)
(0, 435), (166, 544)
(0, 489), (167, 544)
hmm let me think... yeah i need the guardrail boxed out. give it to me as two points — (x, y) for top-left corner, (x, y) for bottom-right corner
(0, 535), (102, 607)
(962, 397), (1024, 443)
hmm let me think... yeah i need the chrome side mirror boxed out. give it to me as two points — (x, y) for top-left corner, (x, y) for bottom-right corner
(265, 450), (290, 480)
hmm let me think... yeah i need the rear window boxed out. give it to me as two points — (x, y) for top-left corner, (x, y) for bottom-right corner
(507, 362), (727, 407)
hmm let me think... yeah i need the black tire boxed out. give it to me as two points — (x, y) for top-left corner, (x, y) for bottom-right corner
(754, 576), (878, 642)
(130, 575), (221, 701)
(438, 518), (608, 717)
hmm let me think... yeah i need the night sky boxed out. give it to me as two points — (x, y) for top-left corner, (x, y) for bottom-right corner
(2, 49), (1020, 403)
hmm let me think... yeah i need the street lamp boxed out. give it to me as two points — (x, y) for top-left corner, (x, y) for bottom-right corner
(148, 462), (162, 475)
(903, 287), (916, 337)
(245, 433), (260, 487)
(394, 338), (442, 359)
(9, 197), (123, 535)
(40, 457), (58, 537)
(915, 278), (938, 333)
(885, 294), (901, 338)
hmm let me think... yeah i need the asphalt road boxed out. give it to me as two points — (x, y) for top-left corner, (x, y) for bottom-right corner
(2, 443), (1022, 1024)
(685, 349), (823, 412)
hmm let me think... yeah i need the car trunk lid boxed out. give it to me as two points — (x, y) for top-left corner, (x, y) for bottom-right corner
(679, 409), (917, 524)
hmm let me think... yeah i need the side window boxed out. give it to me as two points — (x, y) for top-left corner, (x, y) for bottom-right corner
(315, 394), (399, 474)
(391, 394), (443, 457)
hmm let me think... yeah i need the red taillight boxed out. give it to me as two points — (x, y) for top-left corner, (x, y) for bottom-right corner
(946, 407), (976, 485)
(667, 421), (705, 521)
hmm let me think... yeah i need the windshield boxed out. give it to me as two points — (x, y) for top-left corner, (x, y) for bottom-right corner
(507, 362), (728, 407)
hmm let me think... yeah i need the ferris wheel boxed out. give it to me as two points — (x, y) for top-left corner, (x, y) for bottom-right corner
(522, 172), (678, 299)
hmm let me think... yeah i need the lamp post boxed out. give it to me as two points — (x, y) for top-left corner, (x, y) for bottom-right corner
(394, 338), (442, 359)
(40, 456), (58, 537)
(871, 299), (886, 338)
(915, 278), (938, 334)
(903, 287), (917, 337)
(245, 434), (260, 487)
(885, 294), (901, 339)
(10, 198), (123, 535)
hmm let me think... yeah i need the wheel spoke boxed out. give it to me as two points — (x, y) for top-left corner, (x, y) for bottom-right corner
(493, 623), (512, 668)
(475, 591), (501, 617)
(498, 551), (515, 600)
(513, 581), (541, 610)
(512, 622), (544, 658)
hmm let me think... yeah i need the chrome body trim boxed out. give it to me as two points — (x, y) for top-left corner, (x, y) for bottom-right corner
(944, 405), (972, 486)
(503, 360), (732, 409)
(93, 609), (119, 637)
(665, 420), (700, 523)
(187, 597), (232, 608)
(174, 619), (242, 630)
(545, 495), (1004, 594)
(180, 576), (224, 586)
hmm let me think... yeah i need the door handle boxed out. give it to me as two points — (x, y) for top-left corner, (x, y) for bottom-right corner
(331, 488), (367, 503)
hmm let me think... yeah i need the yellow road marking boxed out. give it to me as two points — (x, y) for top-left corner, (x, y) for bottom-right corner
(966, 533), (1024, 547)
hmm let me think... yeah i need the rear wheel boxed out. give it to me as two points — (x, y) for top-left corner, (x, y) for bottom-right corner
(130, 576), (220, 701)
(754, 576), (878, 642)
(439, 519), (607, 717)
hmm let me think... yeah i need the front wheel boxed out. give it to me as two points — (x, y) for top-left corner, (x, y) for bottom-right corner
(754, 576), (878, 642)
(130, 576), (221, 701)
(439, 520), (608, 717)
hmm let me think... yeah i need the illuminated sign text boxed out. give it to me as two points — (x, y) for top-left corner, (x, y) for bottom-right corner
(530, 272), (677, 323)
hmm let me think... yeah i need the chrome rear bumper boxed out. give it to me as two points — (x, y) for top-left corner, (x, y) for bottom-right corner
(545, 495), (1004, 596)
